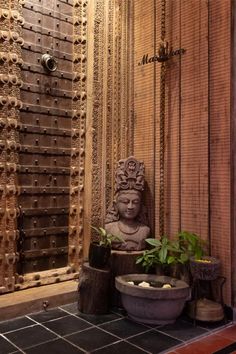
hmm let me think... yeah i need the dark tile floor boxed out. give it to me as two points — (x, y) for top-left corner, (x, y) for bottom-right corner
(0, 303), (234, 354)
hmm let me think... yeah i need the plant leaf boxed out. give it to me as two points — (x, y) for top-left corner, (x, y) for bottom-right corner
(145, 238), (161, 247)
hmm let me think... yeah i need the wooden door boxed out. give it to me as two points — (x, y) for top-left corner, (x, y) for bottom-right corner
(17, 0), (73, 274)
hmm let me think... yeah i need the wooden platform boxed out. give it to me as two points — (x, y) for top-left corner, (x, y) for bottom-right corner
(0, 280), (78, 322)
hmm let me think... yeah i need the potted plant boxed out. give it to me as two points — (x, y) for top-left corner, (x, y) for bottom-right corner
(177, 231), (220, 281)
(174, 231), (206, 281)
(88, 226), (123, 269)
(136, 231), (206, 282)
(177, 231), (205, 260)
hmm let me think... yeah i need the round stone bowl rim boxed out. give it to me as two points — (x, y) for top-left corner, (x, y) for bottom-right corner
(115, 274), (190, 300)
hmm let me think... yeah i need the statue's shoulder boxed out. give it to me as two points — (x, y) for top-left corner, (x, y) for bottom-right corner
(140, 223), (150, 235)
(105, 221), (118, 232)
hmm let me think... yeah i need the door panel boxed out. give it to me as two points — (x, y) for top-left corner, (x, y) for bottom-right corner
(18, 0), (73, 274)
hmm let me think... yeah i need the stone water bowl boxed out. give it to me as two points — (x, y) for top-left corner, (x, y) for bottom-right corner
(115, 274), (191, 325)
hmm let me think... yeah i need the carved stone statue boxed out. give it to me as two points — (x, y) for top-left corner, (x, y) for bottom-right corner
(105, 156), (150, 251)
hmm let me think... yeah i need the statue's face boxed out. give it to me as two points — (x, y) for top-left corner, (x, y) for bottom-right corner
(116, 190), (141, 220)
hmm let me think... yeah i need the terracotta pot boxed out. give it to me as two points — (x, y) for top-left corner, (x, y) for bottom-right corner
(88, 242), (111, 269)
(190, 256), (220, 281)
(115, 274), (190, 325)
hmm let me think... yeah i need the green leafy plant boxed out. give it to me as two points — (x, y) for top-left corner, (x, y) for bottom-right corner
(136, 231), (205, 273)
(136, 236), (178, 272)
(91, 226), (124, 248)
(177, 231), (206, 261)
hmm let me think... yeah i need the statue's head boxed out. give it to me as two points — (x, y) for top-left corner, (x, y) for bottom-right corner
(116, 189), (142, 221)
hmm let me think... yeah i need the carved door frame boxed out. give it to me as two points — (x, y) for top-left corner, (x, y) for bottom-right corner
(83, 0), (134, 257)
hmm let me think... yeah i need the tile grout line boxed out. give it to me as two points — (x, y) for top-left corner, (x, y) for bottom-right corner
(59, 304), (233, 335)
(33, 318), (127, 354)
(94, 319), (158, 341)
(153, 326), (200, 344)
(25, 310), (155, 353)
(23, 315), (88, 352)
(59, 305), (126, 326)
(1, 310), (83, 335)
(0, 333), (26, 353)
(92, 322), (180, 353)
(41, 309), (156, 352)
(123, 338), (152, 354)
(60, 305), (156, 337)
(196, 322), (233, 333)
(89, 339), (124, 353)
(60, 304), (163, 331)
(90, 338), (152, 354)
(1, 323), (38, 335)
(164, 323), (236, 353)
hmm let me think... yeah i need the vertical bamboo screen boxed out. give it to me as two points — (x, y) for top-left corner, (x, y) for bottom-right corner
(209, 0), (231, 305)
(133, 0), (156, 231)
(132, 0), (232, 305)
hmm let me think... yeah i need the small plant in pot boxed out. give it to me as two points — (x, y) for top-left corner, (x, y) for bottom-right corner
(177, 231), (205, 260)
(88, 226), (123, 269)
(173, 231), (206, 281)
(177, 231), (220, 281)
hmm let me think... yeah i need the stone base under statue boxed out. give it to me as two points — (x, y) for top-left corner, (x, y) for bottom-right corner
(110, 250), (144, 307)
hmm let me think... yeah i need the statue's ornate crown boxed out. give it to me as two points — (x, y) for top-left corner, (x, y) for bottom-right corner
(115, 156), (145, 193)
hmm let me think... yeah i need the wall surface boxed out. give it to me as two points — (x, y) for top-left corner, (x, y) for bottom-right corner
(132, 0), (232, 305)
